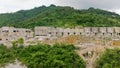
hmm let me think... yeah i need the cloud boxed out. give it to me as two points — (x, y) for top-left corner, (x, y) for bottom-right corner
(0, 0), (120, 14)
(0, 0), (55, 13)
(55, 0), (120, 14)
(55, 0), (120, 10)
(0, 6), (7, 13)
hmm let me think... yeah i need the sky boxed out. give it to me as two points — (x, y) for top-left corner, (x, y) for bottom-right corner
(0, 0), (120, 14)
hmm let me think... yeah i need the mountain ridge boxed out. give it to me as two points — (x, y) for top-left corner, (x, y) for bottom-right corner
(0, 5), (120, 28)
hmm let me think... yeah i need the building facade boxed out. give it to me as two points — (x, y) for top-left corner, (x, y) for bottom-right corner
(0, 26), (120, 46)
(34, 26), (120, 40)
(0, 27), (33, 46)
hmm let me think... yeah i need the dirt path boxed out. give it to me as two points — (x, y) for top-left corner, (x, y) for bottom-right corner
(4, 60), (27, 68)
(76, 45), (120, 68)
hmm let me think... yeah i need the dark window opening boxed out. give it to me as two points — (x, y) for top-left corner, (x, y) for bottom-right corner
(68, 32), (70, 35)
(0, 39), (2, 41)
(13, 30), (19, 32)
(110, 33), (112, 36)
(119, 33), (120, 36)
(26, 31), (30, 32)
(56, 32), (58, 34)
(74, 32), (76, 35)
(95, 33), (97, 35)
(62, 32), (64, 36)
(13, 31), (16, 32)
(103, 33), (105, 35)
(49, 32), (51, 34)
(26, 30), (31, 33)
(36, 35), (40, 36)
(13, 30), (16, 32)
(2, 30), (9, 32)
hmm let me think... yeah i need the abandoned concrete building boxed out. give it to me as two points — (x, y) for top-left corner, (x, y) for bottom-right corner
(0, 26), (120, 46)
(0, 27), (33, 46)
(34, 26), (120, 40)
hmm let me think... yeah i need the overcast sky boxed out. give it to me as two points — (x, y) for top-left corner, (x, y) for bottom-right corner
(0, 0), (120, 14)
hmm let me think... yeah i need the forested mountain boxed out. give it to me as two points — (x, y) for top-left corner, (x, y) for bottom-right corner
(0, 4), (120, 28)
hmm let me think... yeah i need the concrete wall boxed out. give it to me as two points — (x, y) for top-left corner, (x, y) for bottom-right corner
(0, 27), (33, 43)
(34, 26), (120, 40)
(0, 26), (120, 46)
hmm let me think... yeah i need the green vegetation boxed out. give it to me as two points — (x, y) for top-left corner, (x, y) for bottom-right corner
(95, 48), (120, 68)
(0, 45), (15, 67)
(1, 43), (120, 68)
(0, 5), (120, 28)
(0, 44), (86, 68)
(12, 38), (24, 46)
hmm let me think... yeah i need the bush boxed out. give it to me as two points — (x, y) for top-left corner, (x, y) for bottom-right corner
(17, 44), (86, 68)
(95, 48), (120, 68)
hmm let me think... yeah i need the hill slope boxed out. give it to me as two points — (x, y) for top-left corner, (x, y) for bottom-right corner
(0, 5), (120, 28)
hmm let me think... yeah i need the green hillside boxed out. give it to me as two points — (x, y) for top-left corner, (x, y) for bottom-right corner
(0, 5), (120, 28)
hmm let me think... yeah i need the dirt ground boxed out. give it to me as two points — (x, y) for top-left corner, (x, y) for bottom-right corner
(76, 45), (120, 68)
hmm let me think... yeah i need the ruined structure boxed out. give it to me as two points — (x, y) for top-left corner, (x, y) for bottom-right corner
(0, 26), (120, 46)
(34, 26), (120, 40)
(0, 27), (33, 46)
